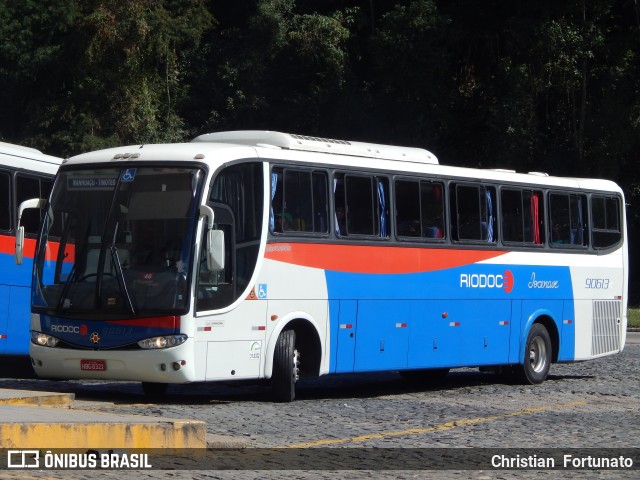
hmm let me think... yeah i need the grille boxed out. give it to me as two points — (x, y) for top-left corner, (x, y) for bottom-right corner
(591, 300), (621, 356)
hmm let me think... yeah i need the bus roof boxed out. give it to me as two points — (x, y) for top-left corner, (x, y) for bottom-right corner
(192, 131), (439, 165)
(63, 131), (622, 194)
(0, 141), (63, 173)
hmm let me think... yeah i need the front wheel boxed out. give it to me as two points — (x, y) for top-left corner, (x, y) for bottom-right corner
(271, 329), (300, 402)
(517, 323), (552, 384)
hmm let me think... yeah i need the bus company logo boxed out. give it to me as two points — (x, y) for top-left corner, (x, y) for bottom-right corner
(50, 324), (89, 335)
(460, 270), (514, 293)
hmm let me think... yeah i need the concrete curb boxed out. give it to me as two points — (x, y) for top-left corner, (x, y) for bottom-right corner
(0, 388), (74, 407)
(0, 389), (207, 449)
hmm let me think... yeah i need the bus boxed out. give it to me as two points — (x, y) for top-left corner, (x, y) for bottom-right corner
(0, 141), (61, 372)
(21, 131), (627, 401)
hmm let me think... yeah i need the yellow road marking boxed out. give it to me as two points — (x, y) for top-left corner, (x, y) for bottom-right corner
(280, 401), (586, 448)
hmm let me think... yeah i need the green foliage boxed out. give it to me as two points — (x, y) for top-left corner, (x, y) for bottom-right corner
(0, 0), (214, 154)
(628, 308), (640, 329)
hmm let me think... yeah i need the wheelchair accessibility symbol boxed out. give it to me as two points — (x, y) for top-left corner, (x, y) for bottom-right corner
(120, 168), (137, 182)
(257, 284), (268, 299)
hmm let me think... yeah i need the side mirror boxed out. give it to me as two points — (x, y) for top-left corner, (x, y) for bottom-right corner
(207, 229), (225, 270)
(15, 198), (46, 265)
(15, 226), (25, 265)
(199, 204), (225, 271)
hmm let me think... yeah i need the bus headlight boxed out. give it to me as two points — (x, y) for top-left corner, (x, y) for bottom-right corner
(137, 334), (187, 350)
(31, 331), (60, 348)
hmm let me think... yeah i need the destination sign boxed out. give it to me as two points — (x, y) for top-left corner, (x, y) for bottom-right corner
(67, 177), (117, 190)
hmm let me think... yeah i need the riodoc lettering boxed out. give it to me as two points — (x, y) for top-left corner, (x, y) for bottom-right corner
(51, 325), (80, 334)
(459, 270), (514, 293)
(528, 272), (559, 289)
(460, 273), (503, 289)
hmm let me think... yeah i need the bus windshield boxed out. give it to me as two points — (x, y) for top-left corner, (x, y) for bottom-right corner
(33, 166), (204, 318)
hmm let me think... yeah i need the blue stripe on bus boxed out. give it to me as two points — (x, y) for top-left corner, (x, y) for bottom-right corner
(326, 264), (574, 373)
(0, 254), (35, 355)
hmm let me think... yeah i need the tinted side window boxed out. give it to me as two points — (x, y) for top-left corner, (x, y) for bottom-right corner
(451, 184), (496, 243)
(396, 179), (445, 239)
(549, 192), (588, 247)
(335, 173), (389, 238)
(16, 174), (53, 236)
(206, 162), (264, 310)
(270, 167), (328, 234)
(591, 195), (621, 249)
(0, 171), (10, 231)
(346, 175), (376, 236)
(501, 189), (545, 245)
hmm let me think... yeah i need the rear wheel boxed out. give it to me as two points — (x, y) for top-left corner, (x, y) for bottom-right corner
(272, 329), (299, 402)
(517, 323), (552, 384)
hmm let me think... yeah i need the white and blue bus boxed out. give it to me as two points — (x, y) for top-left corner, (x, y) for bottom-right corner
(22, 131), (627, 400)
(0, 142), (61, 371)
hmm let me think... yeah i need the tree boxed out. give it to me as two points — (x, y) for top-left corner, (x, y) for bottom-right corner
(0, 0), (214, 156)
(188, 0), (351, 136)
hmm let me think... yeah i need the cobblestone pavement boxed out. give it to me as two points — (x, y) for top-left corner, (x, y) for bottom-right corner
(1, 341), (639, 479)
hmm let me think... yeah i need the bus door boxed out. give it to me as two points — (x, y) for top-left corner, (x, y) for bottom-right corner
(197, 202), (267, 380)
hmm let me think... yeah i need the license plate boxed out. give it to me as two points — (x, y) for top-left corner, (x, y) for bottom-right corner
(80, 359), (106, 371)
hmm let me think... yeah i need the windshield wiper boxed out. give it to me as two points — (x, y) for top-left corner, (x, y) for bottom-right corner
(56, 263), (76, 312)
(110, 222), (136, 315)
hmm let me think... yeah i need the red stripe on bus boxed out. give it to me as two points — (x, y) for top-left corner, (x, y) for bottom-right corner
(265, 243), (506, 274)
(0, 234), (72, 262)
(106, 316), (180, 329)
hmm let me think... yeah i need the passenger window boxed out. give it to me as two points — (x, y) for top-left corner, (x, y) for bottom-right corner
(270, 167), (328, 234)
(451, 184), (496, 243)
(501, 189), (544, 245)
(346, 175), (376, 236)
(591, 195), (621, 249)
(334, 173), (389, 238)
(396, 179), (445, 240)
(0, 171), (10, 231)
(549, 193), (588, 247)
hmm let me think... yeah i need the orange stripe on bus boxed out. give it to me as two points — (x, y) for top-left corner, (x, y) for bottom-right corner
(265, 243), (505, 274)
(0, 234), (71, 262)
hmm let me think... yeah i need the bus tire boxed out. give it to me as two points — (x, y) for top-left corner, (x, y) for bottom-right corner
(272, 329), (299, 402)
(518, 323), (552, 384)
(141, 381), (168, 397)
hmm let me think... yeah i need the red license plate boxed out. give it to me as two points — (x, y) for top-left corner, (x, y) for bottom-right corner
(80, 359), (106, 371)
